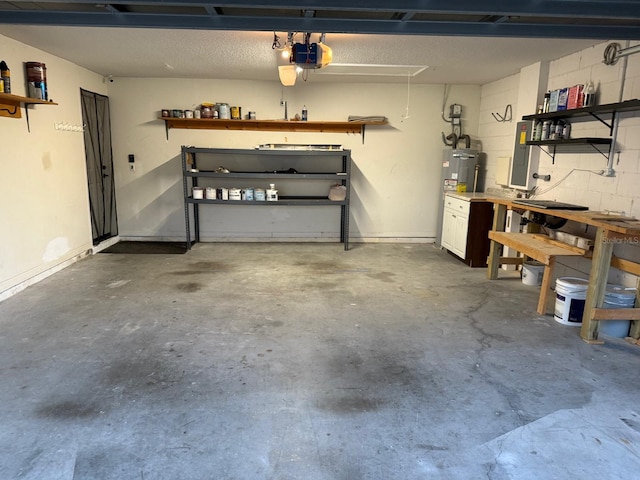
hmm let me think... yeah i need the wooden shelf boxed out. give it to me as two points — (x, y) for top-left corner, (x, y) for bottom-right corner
(0, 92), (57, 119)
(0, 92), (58, 132)
(159, 117), (387, 142)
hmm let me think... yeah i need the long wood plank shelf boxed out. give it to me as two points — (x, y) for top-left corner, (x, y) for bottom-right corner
(160, 117), (387, 142)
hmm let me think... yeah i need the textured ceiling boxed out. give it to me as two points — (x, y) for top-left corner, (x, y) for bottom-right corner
(2, 0), (636, 85)
(0, 26), (602, 85)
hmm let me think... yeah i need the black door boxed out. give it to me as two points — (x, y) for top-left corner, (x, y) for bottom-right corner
(81, 89), (117, 245)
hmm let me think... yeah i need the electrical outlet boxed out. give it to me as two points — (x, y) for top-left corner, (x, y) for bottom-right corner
(129, 163), (135, 171)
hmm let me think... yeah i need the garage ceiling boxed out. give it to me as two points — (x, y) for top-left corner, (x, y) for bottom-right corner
(0, 1), (638, 84)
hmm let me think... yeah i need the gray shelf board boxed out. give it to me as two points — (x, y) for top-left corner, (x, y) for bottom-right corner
(522, 99), (640, 121)
(187, 197), (346, 206)
(186, 172), (346, 179)
(526, 137), (612, 146)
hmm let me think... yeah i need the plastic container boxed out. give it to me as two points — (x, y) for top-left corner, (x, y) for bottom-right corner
(254, 188), (266, 201)
(600, 285), (637, 337)
(522, 261), (545, 286)
(266, 184), (278, 201)
(554, 277), (589, 326)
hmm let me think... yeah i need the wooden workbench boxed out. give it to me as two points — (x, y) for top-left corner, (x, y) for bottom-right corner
(485, 197), (640, 343)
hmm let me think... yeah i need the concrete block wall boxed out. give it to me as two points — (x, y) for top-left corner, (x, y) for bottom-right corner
(480, 40), (640, 286)
(477, 73), (520, 189)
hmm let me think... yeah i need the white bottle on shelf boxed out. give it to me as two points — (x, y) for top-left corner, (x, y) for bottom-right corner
(266, 183), (278, 201)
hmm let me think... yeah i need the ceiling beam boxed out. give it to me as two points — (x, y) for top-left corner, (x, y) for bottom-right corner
(5, 0), (640, 20)
(0, 11), (638, 39)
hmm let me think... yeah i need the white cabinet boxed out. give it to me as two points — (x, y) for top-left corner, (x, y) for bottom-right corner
(440, 194), (494, 267)
(441, 196), (470, 258)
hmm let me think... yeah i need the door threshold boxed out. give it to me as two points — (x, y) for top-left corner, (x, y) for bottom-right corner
(92, 235), (120, 254)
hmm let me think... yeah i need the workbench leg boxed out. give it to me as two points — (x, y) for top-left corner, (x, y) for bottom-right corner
(580, 227), (613, 343)
(629, 277), (640, 339)
(537, 259), (555, 315)
(487, 203), (507, 280)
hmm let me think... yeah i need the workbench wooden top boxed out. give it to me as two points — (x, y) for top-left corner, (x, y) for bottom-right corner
(485, 197), (640, 235)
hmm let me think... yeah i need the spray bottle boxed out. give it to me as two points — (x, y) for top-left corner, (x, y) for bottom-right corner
(583, 81), (596, 107)
(0, 61), (10, 94)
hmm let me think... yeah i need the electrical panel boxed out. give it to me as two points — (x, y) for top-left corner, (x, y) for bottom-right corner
(510, 121), (532, 188)
(450, 104), (462, 125)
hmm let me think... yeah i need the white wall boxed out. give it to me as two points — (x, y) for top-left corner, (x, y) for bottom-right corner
(0, 32), (481, 296)
(108, 78), (480, 242)
(0, 34), (106, 298)
(479, 40), (640, 284)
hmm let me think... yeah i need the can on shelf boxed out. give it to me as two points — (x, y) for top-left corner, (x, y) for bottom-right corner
(26, 62), (47, 100)
(243, 188), (254, 201)
(201, 106), (213, 118)
(192, 187), (204, 199)
(217, 103), (230, 119)
(228, 188), (242, 200)
(254, 188), (266, 201)
(230, 106), (241, 119)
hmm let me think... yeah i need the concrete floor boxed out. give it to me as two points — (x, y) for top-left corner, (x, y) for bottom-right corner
(1, 243), (639, 479)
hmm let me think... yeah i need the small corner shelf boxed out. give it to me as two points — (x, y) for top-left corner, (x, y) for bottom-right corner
(0, 92), (58, 132)
(159, 117), (387, 143)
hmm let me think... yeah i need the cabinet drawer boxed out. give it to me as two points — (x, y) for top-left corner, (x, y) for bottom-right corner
(444, 195), (471, 215)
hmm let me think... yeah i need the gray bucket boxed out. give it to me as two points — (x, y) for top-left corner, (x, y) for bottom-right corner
(600, 285), (637, 338)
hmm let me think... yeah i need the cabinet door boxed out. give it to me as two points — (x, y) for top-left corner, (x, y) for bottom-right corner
(441, 209), (456, 252)
(452, 213), (469, 257)
(442, 209), (468, 258)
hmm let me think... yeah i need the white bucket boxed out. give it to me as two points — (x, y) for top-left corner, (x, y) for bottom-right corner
(600, 285), (637, 338)
(554, 277), (589, 326)
(522, 261), (545, 286)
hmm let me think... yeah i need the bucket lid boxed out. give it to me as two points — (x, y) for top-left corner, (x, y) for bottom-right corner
(605, 284), (638, 300)
(556, 277), (589, 289)
(523, 261), (544, 270)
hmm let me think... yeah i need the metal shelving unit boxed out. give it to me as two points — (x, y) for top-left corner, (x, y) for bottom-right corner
(181, 146), (352, 250)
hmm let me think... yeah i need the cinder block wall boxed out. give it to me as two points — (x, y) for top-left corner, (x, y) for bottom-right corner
(479, 40), (640, 285)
